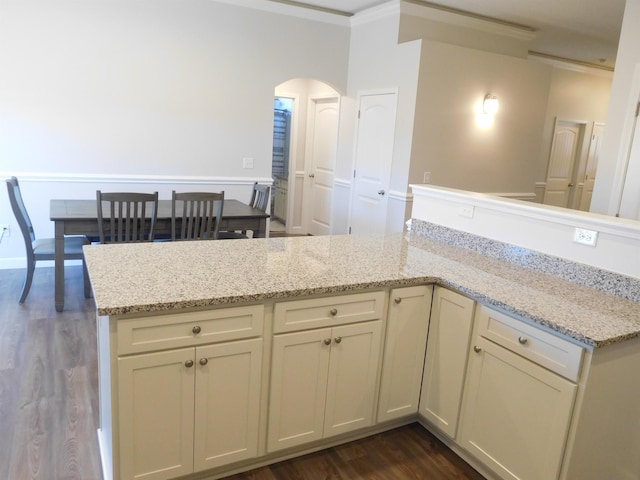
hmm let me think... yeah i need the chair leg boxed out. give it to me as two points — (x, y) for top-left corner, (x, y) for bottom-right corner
(19, 260), (36, 304)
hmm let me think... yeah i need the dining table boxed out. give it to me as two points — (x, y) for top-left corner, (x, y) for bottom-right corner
(50, 198), (270, 312)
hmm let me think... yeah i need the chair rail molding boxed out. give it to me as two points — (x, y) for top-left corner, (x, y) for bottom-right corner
(1, 172), (274, 186)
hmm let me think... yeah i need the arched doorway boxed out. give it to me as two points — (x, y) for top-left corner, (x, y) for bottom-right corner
(273, 79), (340, 236)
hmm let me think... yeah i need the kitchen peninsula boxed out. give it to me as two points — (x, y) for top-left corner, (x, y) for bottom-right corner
(85, 194), (640, 480)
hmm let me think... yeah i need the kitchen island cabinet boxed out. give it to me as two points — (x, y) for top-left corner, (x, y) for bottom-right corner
(84, 233), (640, 480)
(377, 285), (432, 422)
(419, 286), (475, 439)
(268, 292), (385, 451)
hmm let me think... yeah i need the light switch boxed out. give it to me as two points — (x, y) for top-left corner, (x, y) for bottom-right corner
(242, 157), (254, 169)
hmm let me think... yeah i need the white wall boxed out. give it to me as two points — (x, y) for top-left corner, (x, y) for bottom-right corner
(591, 0), (640, 217)
(411, 184), (640, 279)
(0, 0), (350, 261)
(410, 40), (552, 194)
(332, 3), (421, 234)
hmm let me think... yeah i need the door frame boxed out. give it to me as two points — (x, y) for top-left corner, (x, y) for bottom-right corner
(273, 92), (300, 235)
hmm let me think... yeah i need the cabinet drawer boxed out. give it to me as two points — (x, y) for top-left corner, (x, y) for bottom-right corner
(117, 305), (264, 355)
(274, 291), (385, 333)
(476, 306), (583, 382)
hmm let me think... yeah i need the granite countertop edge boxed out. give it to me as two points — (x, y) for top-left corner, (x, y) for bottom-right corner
(85, 232), (640, 349)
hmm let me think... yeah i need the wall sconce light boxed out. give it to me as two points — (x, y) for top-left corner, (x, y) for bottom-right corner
(483, 94), (499, 115)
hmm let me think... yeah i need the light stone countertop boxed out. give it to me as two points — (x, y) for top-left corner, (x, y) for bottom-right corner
(83, 232), (640, 348)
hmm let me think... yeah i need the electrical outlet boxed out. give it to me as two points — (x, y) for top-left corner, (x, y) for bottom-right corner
(0, 224), (9, 237)
(423, 172), (431, 183)
(573, 227), (598, 246)
(458, 205), (475, 218)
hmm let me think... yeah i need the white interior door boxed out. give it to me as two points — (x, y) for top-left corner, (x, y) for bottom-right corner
(543, 120), (583, 208)
(578, 123), (605, 212)
(349, 93), (397, 235)
(304, 96), (339, 236)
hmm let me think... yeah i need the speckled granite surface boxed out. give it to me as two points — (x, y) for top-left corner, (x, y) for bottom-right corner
(83, 231), (640, 348)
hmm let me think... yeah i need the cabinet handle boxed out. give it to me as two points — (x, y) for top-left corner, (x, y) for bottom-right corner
(192, 325), (201, 334)
(394, 297), (402, 304)
(518, 336), (528, 345)
(473, 345), (482, 353)
(334, 337), (342, 344)
(185, 360), (194, 368)
(199, 358), (208, 366)
(324, 338), (332, 345)
(330, 308), (338, 316)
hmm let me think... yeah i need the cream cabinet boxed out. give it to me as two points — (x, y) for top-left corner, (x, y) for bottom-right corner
(108, 306), (264, 480)
(267, 292), (384, 452)
(377, 285), (432, 422)
(273, 177), (288, 221)
(418, 287), (475, 438)
(458, 305), (582, 480)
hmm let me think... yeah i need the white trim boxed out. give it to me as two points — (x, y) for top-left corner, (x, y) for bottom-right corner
(212, 0), (350, 26)
(399, 0), (536, 42)
(350, 1), (400, 27)
(0, 172), (274, 186)
(388, 189), (413, 202)
(334, 178), (351, 188)
(411, 184), (640, 240)
(528, 52), (614, 76)
(486, 192), (537, 202)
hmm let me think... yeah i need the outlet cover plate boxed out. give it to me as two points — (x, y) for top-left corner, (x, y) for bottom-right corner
(458, 205), (475, 218)
(573, 227), (598, 246)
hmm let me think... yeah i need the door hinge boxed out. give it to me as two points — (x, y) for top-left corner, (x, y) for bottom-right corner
(357, 110), (361, 119)
(353, 169), (356, 178)
(348, 226), (352, 234)
(635, 101), (640, 118)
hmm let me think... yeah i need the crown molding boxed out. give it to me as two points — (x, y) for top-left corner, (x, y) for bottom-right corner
(528, 51), (614, 76)
(211, 0), (350, 26)
(350, 1), (401, 27)
(400, 0), (536, 42)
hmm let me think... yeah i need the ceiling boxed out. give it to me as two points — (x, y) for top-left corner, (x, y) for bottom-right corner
(269, 0), (625, 69)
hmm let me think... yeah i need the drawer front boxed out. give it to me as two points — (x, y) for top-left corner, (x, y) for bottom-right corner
(476, 305), (583, 381)
(273, 291), (385, 333)
(117, 305), (264, 355)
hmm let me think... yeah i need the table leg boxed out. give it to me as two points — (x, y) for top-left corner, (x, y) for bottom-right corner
(255, 219), (268, 238)
(55, 221), (65, 312)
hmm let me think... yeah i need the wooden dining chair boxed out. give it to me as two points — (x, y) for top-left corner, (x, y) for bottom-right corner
(96, 191), (159, 243)
(219, 182), (270, 239)
(6, 176), (90, 303)
(171, 191), (224, 241)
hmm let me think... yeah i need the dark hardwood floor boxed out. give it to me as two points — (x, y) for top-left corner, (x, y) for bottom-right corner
(0, 265), (484, 480)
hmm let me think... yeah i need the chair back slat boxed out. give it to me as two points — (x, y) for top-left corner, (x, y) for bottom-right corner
(252, 184), (271, 212)
(97, 191), (158, 243)
(172, 191), (224, 241)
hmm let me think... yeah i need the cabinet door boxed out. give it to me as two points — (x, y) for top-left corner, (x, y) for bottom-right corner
(378, 285), (432, 422)
(194, 339), (262, 471)
(459, 337), (577, 480)
(268, 328), (332, 452)
(118, 348), (195, 480)
(324, 320), (382, 437)
(419, 287), (475, 438)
